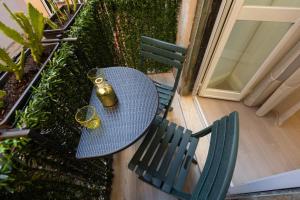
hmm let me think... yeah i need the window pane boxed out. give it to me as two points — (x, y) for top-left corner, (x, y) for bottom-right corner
(208, 21), (291, 92)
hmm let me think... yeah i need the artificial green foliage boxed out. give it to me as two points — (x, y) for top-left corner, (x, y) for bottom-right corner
(0, 44), (112, 199)
(69, 0), (180, 72)
(0, 0), (114, 198)
(0, 48), (25, 81)
(0, 3), (58, 64)
(68, 0), (118, 67)
(0, 136), (29, 193)
(0, 131), (113, 199)
(1, 45), (112, 198)
(0, 90), (6, 108)
(103, 0), (181, 72)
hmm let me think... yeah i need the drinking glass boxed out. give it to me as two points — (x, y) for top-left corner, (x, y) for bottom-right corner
(87, 68), (105, 84)
(75, 105), (101, 129)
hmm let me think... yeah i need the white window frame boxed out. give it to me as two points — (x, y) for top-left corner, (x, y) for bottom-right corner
(193, 0), (300, 101)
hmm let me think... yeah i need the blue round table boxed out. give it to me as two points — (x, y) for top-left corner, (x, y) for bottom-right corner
(76, 67), (158, 158)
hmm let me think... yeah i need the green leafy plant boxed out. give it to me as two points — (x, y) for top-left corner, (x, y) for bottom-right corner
(0, 48), (25, 81)
(64, 0), (78, 15)
(0, 0), (116, 198)
(65, 0), (71, 13)
(0, 3), (58, 64)
(47, 0), (68, 25)
(0, 90), (7, 108)
(72, 0), (78, 13)
(95, 0), (179, 72)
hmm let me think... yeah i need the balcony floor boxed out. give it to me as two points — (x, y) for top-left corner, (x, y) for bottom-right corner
(197, 97), (300, 186)
(111, 72), (203, 200)
(110, 71), (300, 199)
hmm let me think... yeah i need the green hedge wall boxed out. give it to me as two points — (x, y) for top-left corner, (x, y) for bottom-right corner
(0, 0), (115, 199)
(103, 0), (181, 72)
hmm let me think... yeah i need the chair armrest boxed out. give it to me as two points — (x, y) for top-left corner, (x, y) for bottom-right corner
(191, 125), (212, 138)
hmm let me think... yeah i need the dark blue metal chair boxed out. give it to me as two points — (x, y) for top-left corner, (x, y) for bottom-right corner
(129, 111), (239, 200)
(140, 36), (187, 119)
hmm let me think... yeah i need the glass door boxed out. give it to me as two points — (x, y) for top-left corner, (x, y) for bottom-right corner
(199, 0), (300, 101)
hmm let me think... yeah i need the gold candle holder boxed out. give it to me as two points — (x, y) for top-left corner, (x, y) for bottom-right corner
(95, 78), (118, 107)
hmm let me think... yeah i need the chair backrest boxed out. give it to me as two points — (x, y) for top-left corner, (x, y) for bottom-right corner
(191, 112), (239, 200)
(140, 36), (187, 91)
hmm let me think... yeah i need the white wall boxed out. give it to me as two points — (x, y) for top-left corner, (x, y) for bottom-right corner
(25, 0), (49, 16)
(0, 0), (27, 49)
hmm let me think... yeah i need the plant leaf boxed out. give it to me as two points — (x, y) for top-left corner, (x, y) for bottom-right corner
(65, 0), (71, 13)
(0, 48), (16, 69)
(0, 20), (24, 44)
(14, 12), (34, 42)
(17, 48), (26, 68)
(2, 3), (26, 31)
(48, 0), (66, 23)
(0, 63), (12, 73)
(28, 3), (45, 41)
(45, 18), (58, 29)
(72, 0), (77, 13)
(0, 48), (25, 80)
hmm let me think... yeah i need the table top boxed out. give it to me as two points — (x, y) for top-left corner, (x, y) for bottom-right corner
(76, 67), (158, 158)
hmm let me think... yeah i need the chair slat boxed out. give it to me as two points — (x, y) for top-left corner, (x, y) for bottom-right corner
(140, 36), (186, 118)
(152, 126), (183, 187)
(190, 120), (220, 199)
(208, 112), (239, 200)
(157, 87), (174, 96)
(141, 36), (186, 54)
(128, 117), (162, 170)
(129, 111), (239, 200)
(159, 98), (170, 106)
(144, 122), (177, 181)
(162, 129), (192, 193)
(154, 81), (173, 90)
(136, 119), (169, 176)
(192, 117), (227, 200)
(174, 136), (199, 191)
(141, 43), (185, 62)
(159, 92), (172, 101)
(141, 50), (182, 68)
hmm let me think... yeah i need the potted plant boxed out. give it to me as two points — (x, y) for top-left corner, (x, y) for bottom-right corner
(44, 0), (84, 39)
(0, 3), (60, 128)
